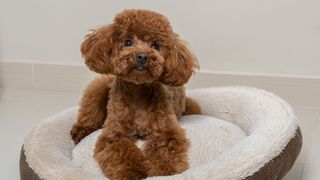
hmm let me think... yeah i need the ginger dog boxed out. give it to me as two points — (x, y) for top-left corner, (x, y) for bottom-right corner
(70, 9), (201, 180)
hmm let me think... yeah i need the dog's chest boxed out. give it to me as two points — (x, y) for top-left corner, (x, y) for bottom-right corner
(132, 108), (152, 132)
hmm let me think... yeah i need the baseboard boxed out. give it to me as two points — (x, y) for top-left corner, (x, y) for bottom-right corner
(0, 61), (96, 92)
(1, 61), (319, 107)
(187, 70), (320, 108)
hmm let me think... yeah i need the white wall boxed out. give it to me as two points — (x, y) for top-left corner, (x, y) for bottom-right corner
(1, 0), (320, 77)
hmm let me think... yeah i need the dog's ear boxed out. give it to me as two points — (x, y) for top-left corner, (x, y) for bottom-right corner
(81, 25), (114, 74)
(160, 36), (199, 86)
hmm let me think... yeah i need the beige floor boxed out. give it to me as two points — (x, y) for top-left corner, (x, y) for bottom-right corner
(0, 88), (319, 180)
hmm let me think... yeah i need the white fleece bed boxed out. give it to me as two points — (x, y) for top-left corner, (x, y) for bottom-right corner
(21, 87), (300, 180)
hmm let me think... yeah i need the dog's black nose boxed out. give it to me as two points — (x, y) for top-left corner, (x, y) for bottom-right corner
(136, 52), (148, 64)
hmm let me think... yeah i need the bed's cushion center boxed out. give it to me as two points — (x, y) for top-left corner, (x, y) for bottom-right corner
(72, 115), (247, 177)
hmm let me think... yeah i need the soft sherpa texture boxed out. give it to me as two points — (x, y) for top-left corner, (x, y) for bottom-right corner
(72, 115), (246, 177)
(23, 87), (298, 180)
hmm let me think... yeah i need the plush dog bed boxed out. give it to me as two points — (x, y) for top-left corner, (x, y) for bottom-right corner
(20, 87), (302, 180)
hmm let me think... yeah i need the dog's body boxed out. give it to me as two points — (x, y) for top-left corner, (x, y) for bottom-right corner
(70, 9), (201, 180)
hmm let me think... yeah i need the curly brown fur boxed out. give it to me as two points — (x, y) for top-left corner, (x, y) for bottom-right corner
(71, 9), (201, 180)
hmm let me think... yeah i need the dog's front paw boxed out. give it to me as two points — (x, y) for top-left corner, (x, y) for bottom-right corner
(70, 124), (94, 144)
(143, 134), (190, 176)
(109, 169), (147, 180)
(143, 157), (188, 177)
(94, 134), (147, 179)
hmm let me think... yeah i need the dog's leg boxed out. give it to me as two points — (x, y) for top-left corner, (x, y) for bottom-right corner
(143, 118), (190, 176)
(70, 75), (114, 144)
(94, 95), (147, 180)
(94, 130), (147, 180)
(182, 96), (202, 115)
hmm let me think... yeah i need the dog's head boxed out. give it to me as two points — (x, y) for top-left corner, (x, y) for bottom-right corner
(81, 9), (198, 86)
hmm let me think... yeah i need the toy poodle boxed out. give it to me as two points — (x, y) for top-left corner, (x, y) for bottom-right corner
(70, 9), (201, 180)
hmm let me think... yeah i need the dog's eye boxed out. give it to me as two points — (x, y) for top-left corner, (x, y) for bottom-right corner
(151, 41), (160, 50)
(124, 39), (134, 47)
